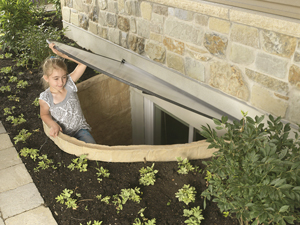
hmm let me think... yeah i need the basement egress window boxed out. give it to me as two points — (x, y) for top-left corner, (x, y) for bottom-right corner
(43, 41), (232, 162)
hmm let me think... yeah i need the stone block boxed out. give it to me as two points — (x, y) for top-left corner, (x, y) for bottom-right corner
(88, 20), (98, 35)
(150, 13), (164, 34)
(125, 0), (139, 16)
(98, 10), (107, 26)
(137, 18), (151, 38)
(261, 30), (297, 58)
(251, 85), (288, 117)
(166, 52), (184, 74)
(230, 23), (259, 48)
(164, 17), (203, 45)
(195, 14), (208, 26)
(118, 15), (130, 32)
(185, 57), (205, 82)
(255, 52), (288, 79)
(79, 13), (89, 30)
(121, 31), (128, 48)
(70, 10), (79, 26)
(163, 37), (184, 55)
(153, 4), (168, 16)
(150, 32), (162, 42)
(168, 8), (193, 21)
(62, 7), (71, 22)
(106, 12), (117, 27)
(98, 26), (108, 39)
(295, 52), (300, 63)
(130, 17), (137, 33)
(0, 183), (44, 219)
(0, 133), (13, 151)
(0, 164), (32, 193)
(99, 0), (107, 10)
(145, 40), (166, 63)
(245, 69), (288, 94)
(140, 1), (152, 20)
(229, 43), (255, 65)
(118, 0), (125, 13)
(289, 64), (300, 89)
(128, 34), (145, 54)
(208, 17), (230, 34)
(209, 62), (249, 101)
(204, 33), (228, 59)
(108, 28), (120, 44)
(0, 147), (22, 170)
(230, 9), (300, 38)
(108, 0), (118, 13)
(5, 206), (58, 225)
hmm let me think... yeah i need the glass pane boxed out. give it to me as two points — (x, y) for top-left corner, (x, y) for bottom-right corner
(194, 128), (206, 141)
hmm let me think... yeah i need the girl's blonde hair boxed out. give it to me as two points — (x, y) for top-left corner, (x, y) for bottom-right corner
(41, 57), (68, 89)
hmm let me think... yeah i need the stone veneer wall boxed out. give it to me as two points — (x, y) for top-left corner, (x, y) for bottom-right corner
(61, 0), (300, 125)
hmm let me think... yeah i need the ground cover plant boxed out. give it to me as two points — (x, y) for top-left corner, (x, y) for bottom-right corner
(0, 1), (299, 224)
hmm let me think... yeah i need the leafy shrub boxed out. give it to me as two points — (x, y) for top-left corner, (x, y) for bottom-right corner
(175, 184), (196, 205)
(183, 206), (204, 225)
(139, 163), (158, 186)
(0, 0), (38, 50)
(201, 114), (300, 225)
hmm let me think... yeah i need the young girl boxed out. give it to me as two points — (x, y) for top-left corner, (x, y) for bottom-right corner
(39, 43), (96, 144)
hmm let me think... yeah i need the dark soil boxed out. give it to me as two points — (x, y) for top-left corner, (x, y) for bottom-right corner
(0, 52), (242, 225)
(0, 36), (244, 225)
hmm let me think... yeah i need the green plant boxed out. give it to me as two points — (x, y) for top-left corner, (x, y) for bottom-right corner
(139, 163), (158, 186)
(56, 188), (81, 209)
(95, 166), (110, 182)
(68, 154), (88, 172)
(201, 114), (300, 225)
(13, 129), (32, 144)
(100, 196), (110, 204)
(16, 80), (29, 89)
(175, 184), (196, 205)
(183, 206), (204, 225)
(8, 76), (17, 82)
(6, 114), (26, 125)
(3, 106), (15, 115)
(48, 0), (61, 17)
(0, 66), (12, 74)
(0, 0), (38, 51)
(8, 95), (19, 102)
(80, 221), (103, 225)
(133, 208), (157, 225)
(14, 22), (66, 67)
(32, 97), (39, 106)
(0, 85), (10, 93)
(177, 157), (201, 174)
(20, 147), (39, 161)
(34, 154), (56, 172)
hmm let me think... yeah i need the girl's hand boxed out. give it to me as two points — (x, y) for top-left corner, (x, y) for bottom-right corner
(49, 123), (62, 138)
(49, 43), (69, 59)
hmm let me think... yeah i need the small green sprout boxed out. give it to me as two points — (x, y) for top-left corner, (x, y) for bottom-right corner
(175, 184), (196, 205)
(183, 206), (204, 225)
(100, 196), (111, 204)
(20, 147), (39, 161)
(56, 189), (80, 209)
(13, 129), (32, 144)
(0, 85), (11, 93)
(177, 157), (201, 174)
(8, 76), (18, 83)
(3, 106), (15, 115)
(8, 95), (20, 102)
(6, 114), (26, 126)
(68, 154), (88, 172)
(0, 66), (12, 74)
(32, 97), (39, 106)
(139, 163), (158, 186)
(80, 221), (103, 225)
(16, 80), (29, 89)
(34, 154), (56, 172)
(95, 166), (110, 182)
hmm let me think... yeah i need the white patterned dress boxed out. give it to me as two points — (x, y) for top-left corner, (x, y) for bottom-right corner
(39, 75), (90, 136)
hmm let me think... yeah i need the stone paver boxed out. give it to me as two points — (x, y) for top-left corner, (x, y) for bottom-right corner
(0, 121), (58, 224)
(0, 147), (22, 170)
(5, 206), (57, 225)
(0, 164), (32, 193)
(0, 133), (13, 151)
(0, 183), (44, 219)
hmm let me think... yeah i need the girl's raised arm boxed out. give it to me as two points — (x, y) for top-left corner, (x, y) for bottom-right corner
(49, 43), (87, 83)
